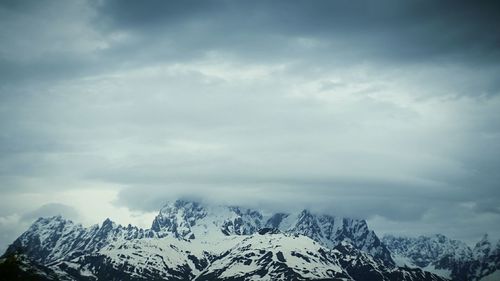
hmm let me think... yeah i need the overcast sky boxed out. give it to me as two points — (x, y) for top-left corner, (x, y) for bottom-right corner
(1, 0), (500, 252)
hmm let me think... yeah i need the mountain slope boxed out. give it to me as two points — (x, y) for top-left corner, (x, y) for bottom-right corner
(382, 234), (500, 281)
(266, 210), (393, 266)
(2, 199), (447, 281)
(5, 216), (155, 264)
(332, 242), (446, 281)
(0, 253), (61, 281)
(151, 200), (394, 266)
(196, 232), (351, 281)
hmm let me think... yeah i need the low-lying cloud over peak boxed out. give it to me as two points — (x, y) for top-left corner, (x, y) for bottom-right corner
(1, 0), (500, 250)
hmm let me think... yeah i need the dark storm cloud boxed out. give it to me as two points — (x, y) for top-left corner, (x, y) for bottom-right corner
(2, 0), (499, 91)
(95, 0), (500, 65)
(96, 0), (219, 29)
(113, 180), (454, 221)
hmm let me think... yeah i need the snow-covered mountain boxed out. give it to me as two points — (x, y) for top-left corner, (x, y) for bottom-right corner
(195, 233), (352, 280)
(2, 199), (447, 281)
(196, 233), (444, 281)
(331, 241), (445, 281)
(382, 234), (500, 281)
(6, 216), (155, 264)
(151, 200), (394, 266)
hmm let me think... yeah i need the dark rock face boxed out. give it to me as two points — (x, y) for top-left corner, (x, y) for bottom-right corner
(0, 253), (61, 281)
(2, 199), (448, 281)
(454, 238), (500, 281)
(383, 234), (472, 268)
(265, 210), (395, 267)
(151, 200), (207, 239)
(258, 227), (281, 235)
(332, 242), (448, 281)
(54, 254), (195, 281)
(265, 213), (288, 229)
(221, 207), (264, 236)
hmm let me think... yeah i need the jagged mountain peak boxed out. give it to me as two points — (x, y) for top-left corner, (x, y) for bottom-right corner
(383, 232), (500, 281)
(32, 215), (75, 227)
(3, 199), (456, 281)
(475, 233), (490, 246)
(165, 199), (205, 212)
(331, 241), (447, 281)
(152, 200), (265, 240)
(298, 208), (313, 216)
(101, 217), (117, 229)
(4, 215), (156, 265)
(473, 233), (492, 260)
(265, 212), (289, 228)
(13, 199), (396, 268)
(149, 199), (394, 267)
(382, 233), (473, 266)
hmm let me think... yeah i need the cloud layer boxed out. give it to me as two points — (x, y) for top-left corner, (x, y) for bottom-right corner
(1, 0), (500, 249)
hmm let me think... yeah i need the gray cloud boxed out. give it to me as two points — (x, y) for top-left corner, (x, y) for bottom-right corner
(1, 0), (500, 250)
(21, 203), (80, 223)
(95, 0), (500, 65)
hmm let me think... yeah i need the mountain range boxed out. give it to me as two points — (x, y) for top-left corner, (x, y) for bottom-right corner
(0, 199), (497, 280)
(382, 233), (500, 281)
